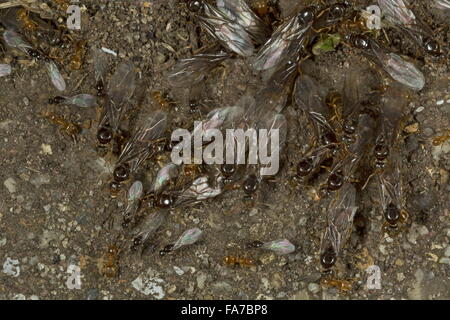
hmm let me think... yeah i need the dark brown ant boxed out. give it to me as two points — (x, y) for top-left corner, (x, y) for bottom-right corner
(320, 246), (337, 270)
(97, 126), (113, 145)
(159, 244), (174, 256)
(48, 96), (66, 104)
(382, 204), (408, 232)
(243, 174), (259, 196)
(113, 163), (131, 182)
(245, 240), (264, 249)
(188, 0), (204, 13)
(220, 164), (236, 183)
(96, 79), (105, 97)
(297, 158), (314, 177)
(327, 169), (344, 191)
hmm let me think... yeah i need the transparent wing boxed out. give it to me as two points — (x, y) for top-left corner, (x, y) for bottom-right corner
(379, 84), (408, 146)
(264, 57), (299, 87)
(252, 9), (315, 71)
(152, 162), (180, 195)
(263, 113), (287, 155)
(0, 64), (12, 77)
(46, 60), (66, 92)
(378, 0), (416, 26)
(261, 239), (295, 255)
(378, 0), (432, 37)
(294, 74), (334, 140)
(370, 40), (425, 91)
(327, 114), (375, 191)
(204, 106), (245, 131)
(321, 183), (358, 257)
(106, 61), (136, 131)
(129, 209), (168, 249)
(294, 74), (327, 115)
(166, 52), (229, 87)
(435, 0), (450, 9)
(197, 2), (254, 57)
(252, 59), (299, 121)
(117, 112), (167, 173)
(3, 29), (33, 54)
(64, 94), (97, 108)
(122, 180), (144, 225)
(377, 150), (402, 214)
(172, 228), (203, 251)
(92, 47), (109, 83)
(216, 0), (271, 44)
(173, 176), (222, 207)
(342, 68), (362, 127)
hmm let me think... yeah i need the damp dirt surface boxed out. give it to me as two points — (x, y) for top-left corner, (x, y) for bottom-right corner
(0, 0), (449, 300)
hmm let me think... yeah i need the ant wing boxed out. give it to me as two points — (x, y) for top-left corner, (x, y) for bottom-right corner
(106, 61), (136, 131)
(342, 68), (362, 125)
(253, 10), (314, 71)
(369, 40), (425, 91)
(197, 2), (254, 57)
(216, 0), (271, 44)
(46, 60), (66, 92)
(151, 162), (180, 195)
(172, 228), (203, 251)
(166, 52), (229, 87)
(2, 29), (33, 54)
(379, 84), (409, 146)
(129, 209), (168, 251)
(117, 112), (167, 173)
(92, 47), (109, 83)
(377, 150), (402, 215)
(322, 183), (358, 256)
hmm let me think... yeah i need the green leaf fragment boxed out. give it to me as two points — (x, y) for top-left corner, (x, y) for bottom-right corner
(312, 33), (341, 56)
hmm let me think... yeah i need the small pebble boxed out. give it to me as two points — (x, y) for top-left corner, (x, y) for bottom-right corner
(41, 144), (53, 155)
(418, 226), (429, 236)
(3, 257), (20, 277)
(308, 283), (320, 294)
(422, 127), (434, 137)
(86, 289), (99, 300)
(4, 178), (17, 193)
(445, 246), (450, 257)
(196, 272), (207, 290)
(173, 266), (184, 276)
(395, 259), (404, 267)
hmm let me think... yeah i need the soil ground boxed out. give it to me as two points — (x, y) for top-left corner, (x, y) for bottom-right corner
(0, 0), (449, 300)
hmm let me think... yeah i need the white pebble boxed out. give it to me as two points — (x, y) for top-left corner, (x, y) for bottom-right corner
(173, 266), (184, 276)
(132, 275), (165, 299)
(3, 257), (20, 277)
(41, 144), (53, 155)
